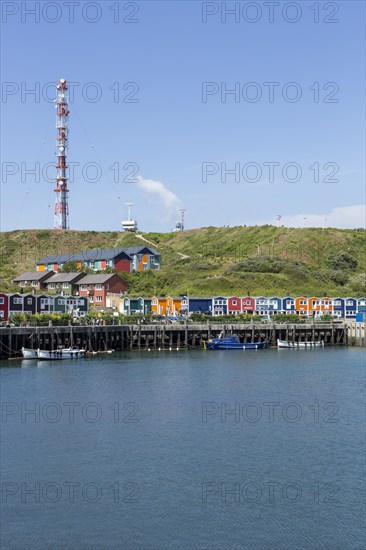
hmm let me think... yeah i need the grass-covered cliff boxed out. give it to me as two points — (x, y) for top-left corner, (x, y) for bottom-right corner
(1, 226), (365, 296)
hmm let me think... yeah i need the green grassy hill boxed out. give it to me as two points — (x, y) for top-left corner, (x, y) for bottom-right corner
(1, 226), (365, 296)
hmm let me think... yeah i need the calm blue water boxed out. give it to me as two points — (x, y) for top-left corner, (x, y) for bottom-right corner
(1, 348), (365, 550)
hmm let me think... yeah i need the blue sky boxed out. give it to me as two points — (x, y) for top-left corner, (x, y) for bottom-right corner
(1, 1), (365, 231)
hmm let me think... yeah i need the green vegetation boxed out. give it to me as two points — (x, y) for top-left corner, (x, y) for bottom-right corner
(271, 314), (304, 323)
(328, 251), (358, 271)
(9, 313), (73, 326)
(8, 311), (180, 326)
(1, 226), (365, 296)
(190, 313), (262, 323)
(58, 261), (89, 273)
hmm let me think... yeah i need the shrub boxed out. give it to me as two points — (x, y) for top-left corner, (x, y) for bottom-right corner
(328, 252), (358, 271)
(190, 262), (214, 271)
(349, 273), (366, 293)
(226, 256), (308, 276)
(58, 261), (93, 274)
(328, 269), (349, 286)
(9, 313), (27, 326)
(318, 314), (333, 321)
(189, 313), (261, 323)
(272, 314), (303, 323)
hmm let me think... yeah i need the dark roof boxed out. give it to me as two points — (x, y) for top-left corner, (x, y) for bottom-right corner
(36, 246), (160, 265)
(122, 246), (160, 256)
(13, 272), (54, 282)
(76, 274), (121, 284)
(46, 273), (85, 283)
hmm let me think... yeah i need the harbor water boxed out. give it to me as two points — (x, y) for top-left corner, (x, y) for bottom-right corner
(1, 348), (365, 549)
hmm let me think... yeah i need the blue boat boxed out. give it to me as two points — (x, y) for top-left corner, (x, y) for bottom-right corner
(203, 334), (267, 350)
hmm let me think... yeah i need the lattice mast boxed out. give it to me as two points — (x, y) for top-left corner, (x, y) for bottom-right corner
(54, 79), (70, 229)
(179, 209), (186, 231)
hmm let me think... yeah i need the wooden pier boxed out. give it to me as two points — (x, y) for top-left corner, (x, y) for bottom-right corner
(0, 321), (352, 359)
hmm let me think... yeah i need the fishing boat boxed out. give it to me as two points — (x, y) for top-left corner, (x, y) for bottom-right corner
(21, 347), (38, 359)
(203, 334), (267, 350)
(277, 339), (324, 348)
(37, 346), (86, 360)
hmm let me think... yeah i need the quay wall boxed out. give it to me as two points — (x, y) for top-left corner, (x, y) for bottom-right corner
(346, 321), (366, 347)
(0, 322), (357, 359)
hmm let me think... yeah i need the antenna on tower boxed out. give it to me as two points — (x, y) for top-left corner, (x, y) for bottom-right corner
(175, 209), (186, 232)
(53, 78), (70, 230)
(179, 209), (186, 231)
(121, 200), (138, 232)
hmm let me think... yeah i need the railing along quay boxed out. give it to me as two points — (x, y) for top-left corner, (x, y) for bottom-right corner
(0, 321), (359, 359)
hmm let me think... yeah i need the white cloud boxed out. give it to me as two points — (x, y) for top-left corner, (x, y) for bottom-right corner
(280, 205), (366, 229)
(135, 176), (182, 220)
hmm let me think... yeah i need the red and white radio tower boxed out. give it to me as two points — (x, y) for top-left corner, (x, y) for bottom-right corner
(54, 78), (70, 229)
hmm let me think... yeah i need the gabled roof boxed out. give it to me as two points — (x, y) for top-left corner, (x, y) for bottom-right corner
(46, 273), (85, 283)
(72, 248), (131, 261)
(37, 254), (74, 264)
(122, 246), (160, 256)
(36, 246), (160, 265)
(76, 274), (121, 285)
(13, 272), (54, 282)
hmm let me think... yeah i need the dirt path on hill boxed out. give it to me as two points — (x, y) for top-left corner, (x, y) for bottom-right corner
(136, 234), (190, 260)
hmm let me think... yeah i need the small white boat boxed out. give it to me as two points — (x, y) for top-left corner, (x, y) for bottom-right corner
(277, 339), (324, 348)
(37, 346), (86, 360)
(21, 347), (38, 359)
